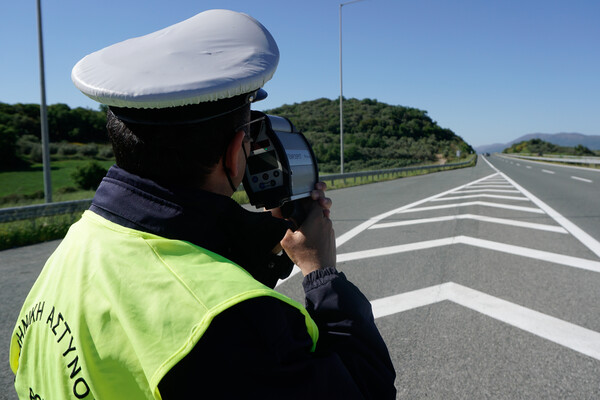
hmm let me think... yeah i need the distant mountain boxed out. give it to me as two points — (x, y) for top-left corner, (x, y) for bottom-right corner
(475, 133), (600, 154)
(475, 142), (508, 154)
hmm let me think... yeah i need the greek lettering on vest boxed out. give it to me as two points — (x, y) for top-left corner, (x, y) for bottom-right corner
(44, 305), (93, 399)
(15, 301), (45, 349)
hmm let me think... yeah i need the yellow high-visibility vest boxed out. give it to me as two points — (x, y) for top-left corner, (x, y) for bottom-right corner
(10, 210), (318, 399)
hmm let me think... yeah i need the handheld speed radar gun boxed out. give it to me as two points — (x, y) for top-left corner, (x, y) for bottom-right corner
(242, 111), (319, 222)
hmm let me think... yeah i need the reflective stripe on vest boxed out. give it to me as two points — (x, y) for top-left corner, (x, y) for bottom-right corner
(10, 210), (318, 399)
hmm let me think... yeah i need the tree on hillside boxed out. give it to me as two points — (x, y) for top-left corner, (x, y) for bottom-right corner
(264, 97), (473, 172)
(0, 124), (22, 170)
(574, 144), (594, 156)
(503, 139), (595, 156)
(0, 102), (107, 144)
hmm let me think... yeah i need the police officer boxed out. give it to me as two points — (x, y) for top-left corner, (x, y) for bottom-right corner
(10, 9), (396, 399)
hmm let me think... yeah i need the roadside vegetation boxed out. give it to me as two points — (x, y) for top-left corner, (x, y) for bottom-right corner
(0, 99), (476, 250)
(503, 138), (599, 157)
(0, 155), (476, 251)
(265, 97), (474, 172)
(501, 139), (600, 169)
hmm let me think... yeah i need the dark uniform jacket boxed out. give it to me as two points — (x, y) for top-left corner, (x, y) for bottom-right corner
(90, 166), (396, 399)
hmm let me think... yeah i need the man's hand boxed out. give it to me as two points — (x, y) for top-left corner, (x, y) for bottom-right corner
(280, 182), (335, 276)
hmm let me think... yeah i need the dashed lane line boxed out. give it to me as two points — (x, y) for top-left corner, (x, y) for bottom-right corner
(499, 154), (600, 173)
(571, 176), (593, 183)
(369, 214), (567, 233)
(542, 169), (555, 174)
(371, 282), (600, 362)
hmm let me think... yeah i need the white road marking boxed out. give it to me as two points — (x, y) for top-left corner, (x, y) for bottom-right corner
(571, 176), (593, 183)
(396, 201), (544, 214)
(453, 189), (520, 194)
(334, 173), (499, 248)
(337, 235), (600, 274)
(526, 166), (532, 169)
(499, 154), (600, 173)
(431, 194), (529, 202)
(461, 185), (514, 189)
(369, 214), (567, 233)
(371, 282), (600, 361)
(338, 237), (457, 262)
(483, 157), (600, 258)
(542, 169), (555, 174)
(279, 173), (502, 286)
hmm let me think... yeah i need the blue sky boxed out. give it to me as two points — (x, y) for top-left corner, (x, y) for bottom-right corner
(2, 0), (599, 147)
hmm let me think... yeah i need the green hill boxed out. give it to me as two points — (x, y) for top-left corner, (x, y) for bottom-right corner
(502, 138), (597, 156)
(1, 99), (473, 173)
(264, 98), (473, 173)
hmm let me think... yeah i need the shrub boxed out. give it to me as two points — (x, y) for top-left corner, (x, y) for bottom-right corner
(57, 143), (78, 157)
(30, 144), (44, 163)
(0, 213), (81, 251)
(56, 186), (79, 194)
(16, 135), (39, 157)
(71, 161), (107, 190)
(0, 190), (44, 205)
(78, 143), (98, 157)
(98, 146), (114, 159)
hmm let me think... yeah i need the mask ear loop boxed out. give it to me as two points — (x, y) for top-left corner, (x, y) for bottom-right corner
(224, 127), (252, 194)
(223, 156), (238, 194)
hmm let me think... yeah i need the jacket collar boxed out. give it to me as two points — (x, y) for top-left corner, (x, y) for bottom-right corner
(91, 165), (294, 287)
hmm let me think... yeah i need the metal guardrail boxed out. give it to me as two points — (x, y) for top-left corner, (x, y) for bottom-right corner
(0, 157), (475, 223)
(502, 154), (600, 165)
(0, 199), (92, 223)
(319, 158), (475, 186)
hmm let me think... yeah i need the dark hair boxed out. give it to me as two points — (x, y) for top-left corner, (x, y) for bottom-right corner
(106, 99), (250, 187)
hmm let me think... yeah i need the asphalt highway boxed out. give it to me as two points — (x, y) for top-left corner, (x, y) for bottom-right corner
(2, 155), (599, 398)
(278, 155), (600, 398)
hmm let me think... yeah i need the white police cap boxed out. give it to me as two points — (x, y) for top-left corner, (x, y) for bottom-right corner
(71, 9), (279, 111)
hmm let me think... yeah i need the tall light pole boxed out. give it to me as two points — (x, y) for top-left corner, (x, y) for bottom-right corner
(339, 0), (366, 175)
(36, 0), (52, 202)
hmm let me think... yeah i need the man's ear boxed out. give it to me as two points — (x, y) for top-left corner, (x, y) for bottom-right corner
(224, 130), (246, 178)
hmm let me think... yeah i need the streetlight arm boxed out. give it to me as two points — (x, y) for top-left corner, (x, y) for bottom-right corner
(341, 0), (366, 7)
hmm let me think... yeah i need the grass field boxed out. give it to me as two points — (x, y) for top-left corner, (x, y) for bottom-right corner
(0, 156), (477, 250)
(0, 159), (114, 204)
